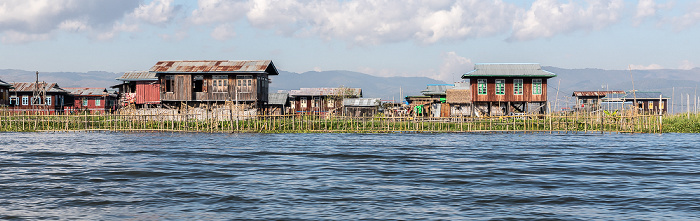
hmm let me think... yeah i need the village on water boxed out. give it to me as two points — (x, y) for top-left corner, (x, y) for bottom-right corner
(0, 60), (670, 118)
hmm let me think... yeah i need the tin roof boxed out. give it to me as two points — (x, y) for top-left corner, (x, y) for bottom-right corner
(63, 87), (108, 96)
(289, 88), (362, 97)
(117, 71), (157, 81)
(149, 60), (279, 75)
(572, 91), (625, 97)
(343, 98), (381, 107)
(10, 82), (68, 93)
(462, 63), (557, 78)
(0, 79), (12, 88)
(624, 91), (669, 100)
(268, 92), (289, 105)
(421, 84), (454, 96)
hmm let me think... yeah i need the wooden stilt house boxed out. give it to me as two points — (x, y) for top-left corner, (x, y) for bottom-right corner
(150, 60), (279, 108)
(0, 79), (11, 106)
(462, 63), (556, 116)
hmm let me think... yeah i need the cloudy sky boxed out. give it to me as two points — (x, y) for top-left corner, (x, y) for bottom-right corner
(0, 0), (698, 82)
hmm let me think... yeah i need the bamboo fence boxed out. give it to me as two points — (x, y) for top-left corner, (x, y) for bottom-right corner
(0, 107), (669, 134)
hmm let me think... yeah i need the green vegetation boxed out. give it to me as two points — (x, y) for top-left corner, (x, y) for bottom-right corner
(0, 110), (676, 134)
(662, 114), (700, 133)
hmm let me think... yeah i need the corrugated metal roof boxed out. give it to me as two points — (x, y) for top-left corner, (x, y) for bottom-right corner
(149, 60), (279, 75)
(289, 88), (362, 97)
(63, 87), (108, 96)
(268, 93), (289, 105)
(572, 91), (625, 97)
(624, 91), (669, 100)
(10, 82), (68, 93)
(343, 98), (381, 107)
(0, 79), (12, 87)
(421, 84), (454, 96)
(462, 63), (557, 78)
(117, 71), (157, 81)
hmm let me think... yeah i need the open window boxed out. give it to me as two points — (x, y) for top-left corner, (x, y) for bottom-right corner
(164, 75), (174, 92)
(193, 75), (204, 92)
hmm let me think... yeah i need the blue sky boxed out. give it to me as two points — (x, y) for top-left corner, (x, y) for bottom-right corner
(1, 0), (698, 82)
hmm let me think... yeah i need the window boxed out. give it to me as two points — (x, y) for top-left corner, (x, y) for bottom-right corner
(236, 75), (253, 93)
(164, 75), (174, 92)
(212, 75), (228, 93)
(513, 79), (523, 95)
(327, 99), (334, 108)
(532, 79), (542, 95)
(659, 101), (665, 110)
(300, 97), (307, 109)
(22, 96), (28, 105)
(10, 97), (18, 106)
(193, 75), (204, 92)
(495, 79), (505, 95)
(95, 98), (101, 106)
(83, 99), (88, 107)
(648, 101), (654, 110)
(45, 97), (51, 106)
(477, 79), (487, 95)
(31, 96), (42, 105)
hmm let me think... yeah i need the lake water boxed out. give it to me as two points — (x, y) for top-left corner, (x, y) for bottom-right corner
(1, 132), (699, 220)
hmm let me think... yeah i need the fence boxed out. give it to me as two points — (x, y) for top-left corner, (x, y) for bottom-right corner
(0, 108), (666, 134)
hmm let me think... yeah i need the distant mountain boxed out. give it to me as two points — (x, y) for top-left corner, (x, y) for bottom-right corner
(0, 69), (121, 88)
(270, 70), (446, 102)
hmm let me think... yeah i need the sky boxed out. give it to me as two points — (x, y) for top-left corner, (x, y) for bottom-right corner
(1, 0), (699, 83)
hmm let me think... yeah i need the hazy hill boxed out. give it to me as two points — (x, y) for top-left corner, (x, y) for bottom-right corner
(270, 70), (446, 102)
(0, 69), (121, 88)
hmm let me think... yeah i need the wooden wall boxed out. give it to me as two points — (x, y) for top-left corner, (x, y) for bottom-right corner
(161, 74), (263, 102)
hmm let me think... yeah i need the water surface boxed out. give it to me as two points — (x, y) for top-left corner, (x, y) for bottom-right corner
(1, 132), (698, 220)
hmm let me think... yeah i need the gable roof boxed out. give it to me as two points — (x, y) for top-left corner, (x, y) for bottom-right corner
(117, 71), (157, 81)
(462, 63), (557, 78)
(0, 79), (12, 88)
(10, 82), (69, 93)
(572, 91), (625, 97)
(624, 91), (669, 100)
(63, 88), (108, 96)
(288, 88), (362, 97)
(149, 60), (279, 75)
(268, 92), (289, 105)
(421, 84), (454, 96)
(343, 98), (381, 107)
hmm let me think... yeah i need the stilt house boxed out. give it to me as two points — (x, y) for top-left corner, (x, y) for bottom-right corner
(0, 79), (11, 106)
(63, 88), (118, 114)
(114, 71), (160, 107)
(149, 60), (279, 108)
(288, 87), (362, 115)
(462, 63), (556, 116)
(9, 82), (73, 114)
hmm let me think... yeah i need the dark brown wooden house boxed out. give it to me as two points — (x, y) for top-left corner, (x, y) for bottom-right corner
(461, 63), (556, 116)
(625, 91), (669, 114)
(149, 60), (279, 108)
(572, 91), (625, 112)
(0, 79), (11, 106)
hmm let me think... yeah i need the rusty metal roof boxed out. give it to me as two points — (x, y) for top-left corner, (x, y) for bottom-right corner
(10, 82), (68, 93)
(117, 71), (157, 81)
(572, 91), (625, 97)
(462, 63), (557, 78)
(288, 88), (362, 97)
(63, 87), (108, 96)
(149, 60), (279, 75)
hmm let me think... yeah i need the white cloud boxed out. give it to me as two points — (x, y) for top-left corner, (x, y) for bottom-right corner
(635, 0), (657, 19)
(0, 0), (183, 43)
(510, 0), (624, 41)
(190, 0), (249, 25)
(671, 2), (700, 31)
(131, 0), (179, 25)
(679, 60), (695, 70)
(211, 23), (237, 41)
(630, 63), (663, 70)
(438, 52), (473, 82)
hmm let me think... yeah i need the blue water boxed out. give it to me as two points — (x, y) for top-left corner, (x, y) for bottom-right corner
(1, 132), (699, 220)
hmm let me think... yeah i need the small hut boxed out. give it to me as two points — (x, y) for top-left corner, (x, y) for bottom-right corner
(343, 98), (381, 117)
(114, 71), (160, 107)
